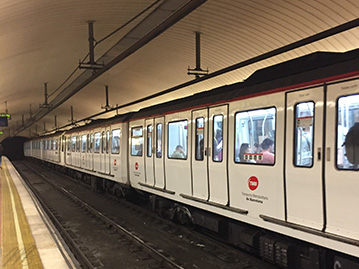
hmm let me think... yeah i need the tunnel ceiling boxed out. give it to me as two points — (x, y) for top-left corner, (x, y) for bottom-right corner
(1, 0), (359, 138)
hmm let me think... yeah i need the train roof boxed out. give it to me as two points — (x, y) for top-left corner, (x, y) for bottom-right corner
(64, 113), (135, 134)
(132, 48), (359, 119)
(29, 48), (359, 139)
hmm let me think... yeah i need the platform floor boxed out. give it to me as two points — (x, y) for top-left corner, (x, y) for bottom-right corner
(1, 157), (77, 268)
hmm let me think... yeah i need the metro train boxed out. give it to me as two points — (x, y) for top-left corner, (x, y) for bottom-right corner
(25, 49), (359, 268)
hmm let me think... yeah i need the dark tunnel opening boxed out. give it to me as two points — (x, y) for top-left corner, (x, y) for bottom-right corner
(1, 136), (28, 161)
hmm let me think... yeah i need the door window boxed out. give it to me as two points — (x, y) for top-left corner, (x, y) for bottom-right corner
(111, 129), (121, 154)
(337, 94), (359, 170)
(72, 137), (76, 152)
(156, 123), (163, 158)
(294, 102), (314, 167)
(101, 132), (105, 153)
(213, 115), (223, 162)
(81, 135), (87, 153)
(147, 125), (152, 157)
(94, 132), (101, 153)
(106, 131), (110, 154)
(131, 127), (143, 156)
(195, 117), (205, 161)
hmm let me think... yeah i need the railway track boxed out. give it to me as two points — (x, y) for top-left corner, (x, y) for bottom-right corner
(15, 160), (278, 269)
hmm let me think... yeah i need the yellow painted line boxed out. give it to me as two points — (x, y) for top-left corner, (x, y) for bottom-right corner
(1, 162), (43, 268)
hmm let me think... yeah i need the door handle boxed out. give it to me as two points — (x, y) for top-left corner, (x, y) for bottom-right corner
(317, 147), (321, 161)
(326, 147), (330, 162)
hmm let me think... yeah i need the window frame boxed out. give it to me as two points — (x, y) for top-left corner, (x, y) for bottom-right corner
(293, 101), (315, 168)
(147, 124), (153, 157)
(131, 126), (143, 157)
(233, 106), (277, 166)
(167, 119), (188, 160)
(195, 117), (205, 161)
(111, 128), (121, 155)
(336, 94), (359, 171)
(156, 123), (163, 158)
(212, 114), (224, 163)
(94, 132), (101, 153)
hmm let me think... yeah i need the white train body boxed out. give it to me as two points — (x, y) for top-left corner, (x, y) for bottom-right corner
(25, 49), (359, 265)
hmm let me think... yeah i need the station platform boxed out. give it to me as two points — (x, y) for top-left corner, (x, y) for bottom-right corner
(0, 157), (77, 268)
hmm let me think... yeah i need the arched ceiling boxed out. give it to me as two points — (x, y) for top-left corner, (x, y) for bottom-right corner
(1, 0), (359, 138)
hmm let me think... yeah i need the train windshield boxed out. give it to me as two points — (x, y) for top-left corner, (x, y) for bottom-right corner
(337, 94), (359, 170)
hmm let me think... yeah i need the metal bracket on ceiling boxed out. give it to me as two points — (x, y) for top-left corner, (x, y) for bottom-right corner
(187, 31), (208, 79)
(101, 85), (112, 111)
(53, 115), (57, 130)
(39, 83), (52, 109)
(79, 21), (104, 71)
(68, 106), (77, 126)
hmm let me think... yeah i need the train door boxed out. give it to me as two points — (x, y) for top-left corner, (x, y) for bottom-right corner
(208, 105), (228, 205)
(191, 109), (209, 200)
(80, 134), (87, 168)
(154, 117), (165, 188)
(145, 119), (155, 185)
(325, 79), (359, 239)
(285, 87), (324, 229)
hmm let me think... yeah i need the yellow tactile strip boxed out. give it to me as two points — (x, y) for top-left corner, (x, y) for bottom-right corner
(1, 161), (43, 269)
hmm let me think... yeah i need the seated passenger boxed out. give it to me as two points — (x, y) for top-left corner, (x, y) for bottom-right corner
(171, 145), (186, 159)
(257, 138), (274, 164)
(239, 143), (252, 163)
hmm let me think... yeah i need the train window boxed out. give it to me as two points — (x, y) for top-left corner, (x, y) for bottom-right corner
(156, 123), (163, 158)
(195, 118), (204, 161)
(147, 125), (152, 157)
(168, 120), (188, 160)
(86, 134), (90, 153)
(72, 137), (76, 152)
(294, 102), (314, 167)
(76, 136), (80, 152)
(213, 115), (223, 162)
(81, 135), (87, 153)
(234, 107), (276, 165)
(337, 94), (359, 170)
(106, 131), (110, 154)
(94, 132), (101, 153)
(111, 129), (121, 154)
(101, 132), (105, 153)
(131, 127), (143, 156)
(62, 136), (66, 152)
(54, 138), (58, 151)
(90, 133), (94, 153)
(67, 137), (71, 152)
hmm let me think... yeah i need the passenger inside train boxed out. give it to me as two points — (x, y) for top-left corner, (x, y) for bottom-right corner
(257, 138), (275, 164)
(171, 145), (186, 159)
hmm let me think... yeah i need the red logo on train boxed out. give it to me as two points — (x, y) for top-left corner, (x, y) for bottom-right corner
(135, 162), (139, 170)
(248, 176), (259, 191)
(114, 159), (117, 166)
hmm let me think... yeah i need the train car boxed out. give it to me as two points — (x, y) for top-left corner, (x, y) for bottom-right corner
(128, 48), (359, 267)
(24, 49), (359, 268)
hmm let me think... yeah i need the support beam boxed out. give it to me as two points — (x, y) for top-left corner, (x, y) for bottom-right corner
(14, 0), (207, 135)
